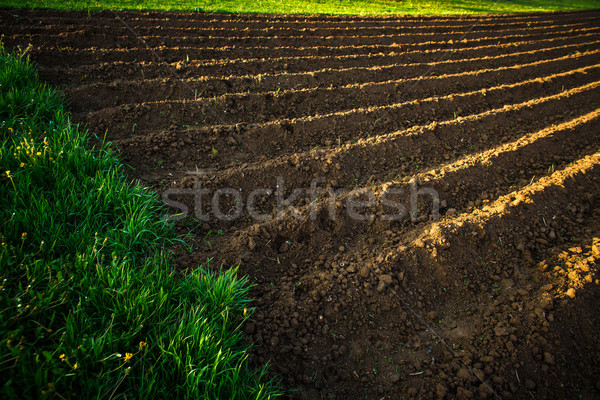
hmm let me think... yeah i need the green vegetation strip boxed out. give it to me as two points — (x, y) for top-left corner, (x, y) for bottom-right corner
(0, 46), (279, 399)
(1, 0), (600, 15)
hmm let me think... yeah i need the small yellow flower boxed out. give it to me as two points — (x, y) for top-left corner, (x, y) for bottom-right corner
(22, 232), (27, 238)
(59, 353), (65, 360)
(73, 363), (78, 370)
(139, 341), (147, 348)
(124, 352), (133, 361)
(36, 152), (42, 156)
(20, 162), (25, 167)
(6, 340), (11, 346)
(5, 171), (10, 177)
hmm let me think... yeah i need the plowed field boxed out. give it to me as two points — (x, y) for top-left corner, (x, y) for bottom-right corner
(3, 8), (600, 399)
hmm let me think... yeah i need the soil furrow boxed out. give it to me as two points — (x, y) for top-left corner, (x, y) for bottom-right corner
(38, 31), (600, 85)
(157, 79), (600, 213)
(79, 51), (600, 139)
(20, 25), (600, 68)
(14, 27), (598, 63)
(66, 39), (600, 110)
(112, 60), (600, 176)
(7, 15), (600, 46)
(177, 108), (600, 258)
(114, 20), (600, 43)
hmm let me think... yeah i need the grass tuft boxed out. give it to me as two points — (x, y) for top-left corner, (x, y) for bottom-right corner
(0, 45), (280, 399)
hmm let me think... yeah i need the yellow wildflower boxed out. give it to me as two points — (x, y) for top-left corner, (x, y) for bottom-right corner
(20, 162), (25, 167)
(22, 232), (27, 238)
(59, 353), (65, 360)
(124, 352), (133, 361)
(139, 341), (147, 348)
(73, 363), (78, 370)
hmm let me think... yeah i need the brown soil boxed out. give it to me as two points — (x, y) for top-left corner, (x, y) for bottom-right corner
(3, 8), (600, 399)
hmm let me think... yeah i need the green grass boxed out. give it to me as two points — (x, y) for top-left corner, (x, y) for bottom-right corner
(0, 46), (280, 399)
(1, 0), (600, 15)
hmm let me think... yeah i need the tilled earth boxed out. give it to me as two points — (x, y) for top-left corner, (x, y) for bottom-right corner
(3, 8), (600, 399)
